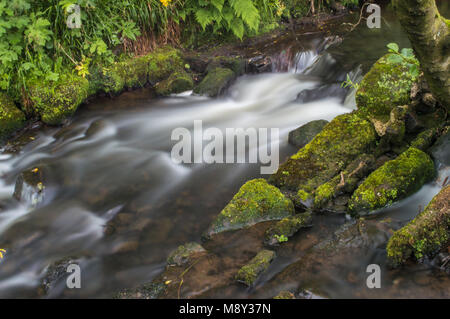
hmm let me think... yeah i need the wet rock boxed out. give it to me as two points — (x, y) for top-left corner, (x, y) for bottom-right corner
(155, 69), (194, 96)
(430, 128), (450, 166)
(40, 257), (80, 295)
(167, 242), (206, 267)
(247, 55), (272, 73)
(0, 92), (26, 141)
(115, 282), (166, 299)
(288, 120), (329, 149)
(204, 179), (294, 238)
(356, 54), (416, 118)
(236, 249), (276, 286)
(370, 106), (406, 146)
(273, 290), (296, 299)
(13, 166), (47, 207)
(348, 147), (435, 215)
(269, 111), (377, 205)
(193, 67), (236, 97)
(386, 185), (449, 267)
(264, 212), (312, 246)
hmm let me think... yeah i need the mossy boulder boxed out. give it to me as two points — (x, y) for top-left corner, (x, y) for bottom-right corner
(155, 69), (193, 96)
(27, 74), (89, 125)
(409, 128), (439, 151)
(0, 92), (26, 140)
(204, 179), (295, 238)
(356, 54), (417, 118)
(236, 249), (275, 286)
(166, 242), (206, 267)
(113, 55), (150, 89)
(348, 147), (435, 215)
(288, 120), (329, 149)
(147, 47), (184, 85)
(264, 212), (312, 246)
(206, 56), (246, 76)
(386, 185), (449, 267)
(194, 67), (236, 97)
(269, 112), (377, 203)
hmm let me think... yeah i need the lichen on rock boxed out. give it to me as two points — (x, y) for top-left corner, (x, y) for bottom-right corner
(386, 185), (449, 267)
(348, 147), (435, 215)
(236, 249), (276, 286)
(204, 179), (295, 238)
(0, 92), (26, 141)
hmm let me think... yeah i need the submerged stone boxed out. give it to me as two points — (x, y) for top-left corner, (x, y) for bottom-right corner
(204, 179), (294, 238)
(430, 128), (450, 166)
(0, 92), (26, 141)
(236, 249), (276, 286)
(264, 212), (312, 246)
(269, 112), (377, 202)
(155, 69), (194, 96)
(194, 67), (236, 97)
(167, 242), (206, 267)
(288, 120), (329, 149)
(356, 53), (417, 118)
(13, 166), (47, 207)
(26, 73), (89, 125)
(348, 147), (435, 215)
(386, 185), (449, 267)
(273, 291), (296, 299)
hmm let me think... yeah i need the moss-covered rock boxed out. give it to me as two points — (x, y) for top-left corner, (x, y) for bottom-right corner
(313, 154), (376, 210)
(204, 179), (294, 238)
(113, 55), (150, 89)
(155, 69), (194, 96)
(288, 120), (329, 149)
(386, 185), (449, 267)
(206, 56), (246, 76)
(0, 92), (26, 141)
(356, 54), (417, 118)
(27, 73), (89, 125)
(166, 242), (206, 267)
(147, 47), (184, 85)
(370, 106), (407, 145)
(348, 147), (435, 215)
(264, 212), (312, 246)
(269, 112), (377, 203)
(194, 67), (236, 97)
(236, 249), (275, 286)
(409, 128), (439, 151)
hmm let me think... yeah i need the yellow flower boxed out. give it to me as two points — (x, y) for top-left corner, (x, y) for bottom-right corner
(160, 0), (171, 7)
(0, 249), (6, 259)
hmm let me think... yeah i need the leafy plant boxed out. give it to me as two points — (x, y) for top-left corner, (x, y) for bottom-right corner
(386, 43), (420, 78)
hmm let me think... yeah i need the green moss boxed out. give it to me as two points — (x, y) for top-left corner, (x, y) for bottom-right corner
(147, 46), (184, 85)
(114, 55), (150, 89)
(386, 185), (449, 267)
(155, 69), (193, 96)
(269, 112), (377, 196)
(207, 56), (246, 76)
(356, 54), (417, 117)
(167, 242), (206, 267)
(194, 67), (236, 97)
(236, 249), (276, 286)
(314, 182), (335, 208)
(410, 128), (438, 151)
(27, 73), (89, 125)
(0, 92), (26, 141)
(349, 147), (435, 215)
(264, 212), (312, 246)
(205, 179), (294, 238)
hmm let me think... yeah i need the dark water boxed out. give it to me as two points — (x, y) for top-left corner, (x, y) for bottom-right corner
(0, 3), (448, 298)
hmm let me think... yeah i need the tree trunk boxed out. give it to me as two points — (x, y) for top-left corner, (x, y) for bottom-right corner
(393, 0), (449, 110)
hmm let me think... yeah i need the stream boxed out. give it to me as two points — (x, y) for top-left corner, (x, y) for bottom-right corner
(0, 3), (448, 298)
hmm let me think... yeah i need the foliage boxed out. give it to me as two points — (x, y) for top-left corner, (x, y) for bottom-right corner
(386, 42), (420, 78)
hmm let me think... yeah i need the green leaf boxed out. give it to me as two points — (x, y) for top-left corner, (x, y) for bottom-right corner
(387, 43), (399, 53)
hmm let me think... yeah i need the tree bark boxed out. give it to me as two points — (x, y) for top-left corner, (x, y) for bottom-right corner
(393, 0), (450, 110)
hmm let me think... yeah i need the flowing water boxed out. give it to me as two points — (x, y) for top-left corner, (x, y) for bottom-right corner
(0, 3), (448, 298)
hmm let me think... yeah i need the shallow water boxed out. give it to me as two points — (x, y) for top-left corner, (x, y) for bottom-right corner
(0, 3), (448, 298)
